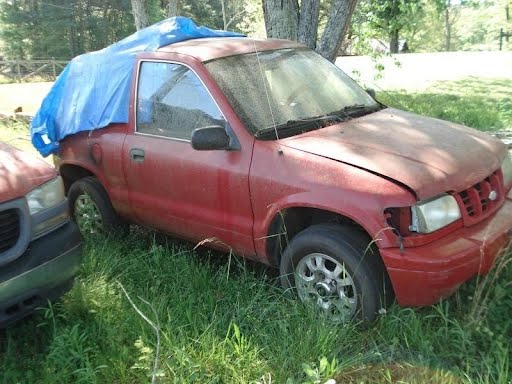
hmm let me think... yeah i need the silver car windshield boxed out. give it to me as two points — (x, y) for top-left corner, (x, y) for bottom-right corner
(205, 48), (380, 137)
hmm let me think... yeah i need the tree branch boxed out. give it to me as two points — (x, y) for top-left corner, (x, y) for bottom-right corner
(316, 0), (358, 62)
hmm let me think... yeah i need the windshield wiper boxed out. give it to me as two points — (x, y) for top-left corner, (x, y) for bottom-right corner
(255, 104), (382, 140)
(255, 114), (345, 139)
(328, 104), (381, 119)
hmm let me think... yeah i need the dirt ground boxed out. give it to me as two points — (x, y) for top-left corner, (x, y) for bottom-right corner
(0, 82), (53, 115)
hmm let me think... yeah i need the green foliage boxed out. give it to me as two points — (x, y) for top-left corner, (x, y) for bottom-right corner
(361, 0), (424, 35)
(0, 0), (228, 60)
(0, 229), (510, 383)
(351, 0), (511, 54)
(179, 0), (224, 31)
(356, 0), (424, 52)
(0, 0), (136, 59)
(235, 0), (266, 37)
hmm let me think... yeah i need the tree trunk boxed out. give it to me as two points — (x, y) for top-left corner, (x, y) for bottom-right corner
(131, 0), (150, 30)
(316, 0), (358, 62)
(444, 7), (451, 51)
(390, 28), (399, 53)
(167, 0), (178, 17)
(297, 0), (320, 49)
(221, 0), (227, 29)
(262, 0), (299, 40)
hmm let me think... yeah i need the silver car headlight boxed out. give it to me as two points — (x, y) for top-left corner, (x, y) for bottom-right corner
(409, 193), (461, 234)
(26, 176), (66, 215)
(501, 154), (512, 188)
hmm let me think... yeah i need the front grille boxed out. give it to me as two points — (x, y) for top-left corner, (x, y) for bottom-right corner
(455, 169), (504, 226)
(0, 209), (20, 254)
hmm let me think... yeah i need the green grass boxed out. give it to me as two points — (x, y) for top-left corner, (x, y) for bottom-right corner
(1, 77), (512, 383)
(1, 234), (510, 383)
(377, 77), (512, 131)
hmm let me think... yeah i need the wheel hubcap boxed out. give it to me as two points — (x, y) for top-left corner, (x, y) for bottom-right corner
(74, 194), (103, 234)
(295, 253), (357, 322)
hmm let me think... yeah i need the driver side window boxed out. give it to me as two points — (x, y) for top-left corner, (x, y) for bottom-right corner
(136, 61), (225, 140)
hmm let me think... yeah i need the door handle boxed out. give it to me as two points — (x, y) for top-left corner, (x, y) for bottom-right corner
(130, 148), (145, 162)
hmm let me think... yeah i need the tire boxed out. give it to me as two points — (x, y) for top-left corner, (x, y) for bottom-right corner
(68, 177), (127, 236)
(279, 223), (392, 323)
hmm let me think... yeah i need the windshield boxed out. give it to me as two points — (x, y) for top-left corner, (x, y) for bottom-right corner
(205, 48), (380, 138)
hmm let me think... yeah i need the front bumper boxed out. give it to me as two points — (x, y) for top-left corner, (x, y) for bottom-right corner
(381, 194), (512, 307)
(0, 221), (82, 328)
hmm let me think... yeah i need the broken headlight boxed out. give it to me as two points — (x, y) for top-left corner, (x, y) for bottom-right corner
(26, 176), (65, 215)
(409, 193), (461, 234)
(501, 154), (512, 188)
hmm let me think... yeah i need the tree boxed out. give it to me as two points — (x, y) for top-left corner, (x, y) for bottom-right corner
(261, 0), (358, 62)
(235, 0), (266, 37)
(166, 0), (178, 17)
(360, 0), (424, 53)
(131, 0), (150, 30)
(432, 0), (483, 51)
(0, 0), (135, 59)
(219, 0), (247, 29)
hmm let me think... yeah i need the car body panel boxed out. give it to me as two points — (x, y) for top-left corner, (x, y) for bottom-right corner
(156, 37), (304, 62)
(0, 223), (81, 303)
(0, 142), (56, 202)
(58, 125), (132, 218)
(123, 133), (256, 255)
(280, 108), (506, 200)
(249, 139), (417, 261)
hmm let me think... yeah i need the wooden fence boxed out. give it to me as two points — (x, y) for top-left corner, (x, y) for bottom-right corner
(0, 59), (68, 82)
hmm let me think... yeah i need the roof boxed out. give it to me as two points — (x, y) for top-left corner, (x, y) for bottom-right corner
(157, 37), (305, 62)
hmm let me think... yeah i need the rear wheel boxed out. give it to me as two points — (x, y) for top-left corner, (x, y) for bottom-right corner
(280, 224), (391, 323)
(68, 177), (127, 236)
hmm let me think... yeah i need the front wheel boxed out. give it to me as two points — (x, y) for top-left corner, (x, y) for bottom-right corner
(280, 224), (391, 323)
(68, 177), (127, 236)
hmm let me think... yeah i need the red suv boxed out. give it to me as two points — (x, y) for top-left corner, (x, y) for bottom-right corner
(55, 38), (512, 322)
(0, 142), (82, 327)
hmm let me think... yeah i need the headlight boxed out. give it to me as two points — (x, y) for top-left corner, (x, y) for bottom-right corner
(409, 194), (461, 234)
(501, 154), (512, 188)
(26, 176), (65, 215)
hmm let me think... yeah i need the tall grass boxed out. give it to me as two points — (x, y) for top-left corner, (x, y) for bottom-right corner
(1, 232), (511, 383)
(378, 77), (512, 131)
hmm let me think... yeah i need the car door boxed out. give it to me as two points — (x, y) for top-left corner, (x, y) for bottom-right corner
(122, 60), (255, 256)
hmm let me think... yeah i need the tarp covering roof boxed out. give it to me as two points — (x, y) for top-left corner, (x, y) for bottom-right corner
(30, 17), (244, 157)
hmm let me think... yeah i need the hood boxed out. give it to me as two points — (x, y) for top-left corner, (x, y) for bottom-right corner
(0, 142), (56, 202)
(280, 108), (506, 200)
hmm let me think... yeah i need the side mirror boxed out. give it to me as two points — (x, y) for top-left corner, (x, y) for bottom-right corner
(366, 88), (377, 99)
(191, 126), (231, 151)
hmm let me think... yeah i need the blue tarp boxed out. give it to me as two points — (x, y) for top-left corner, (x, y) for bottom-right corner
(30, 17), (244, 157)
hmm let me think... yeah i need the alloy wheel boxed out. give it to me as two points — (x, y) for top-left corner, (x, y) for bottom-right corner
(295, 252), (357, 322)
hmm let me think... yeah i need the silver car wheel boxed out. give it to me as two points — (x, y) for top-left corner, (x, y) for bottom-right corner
(295, 252), (357, 322)
(74, 193), (103, 234)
